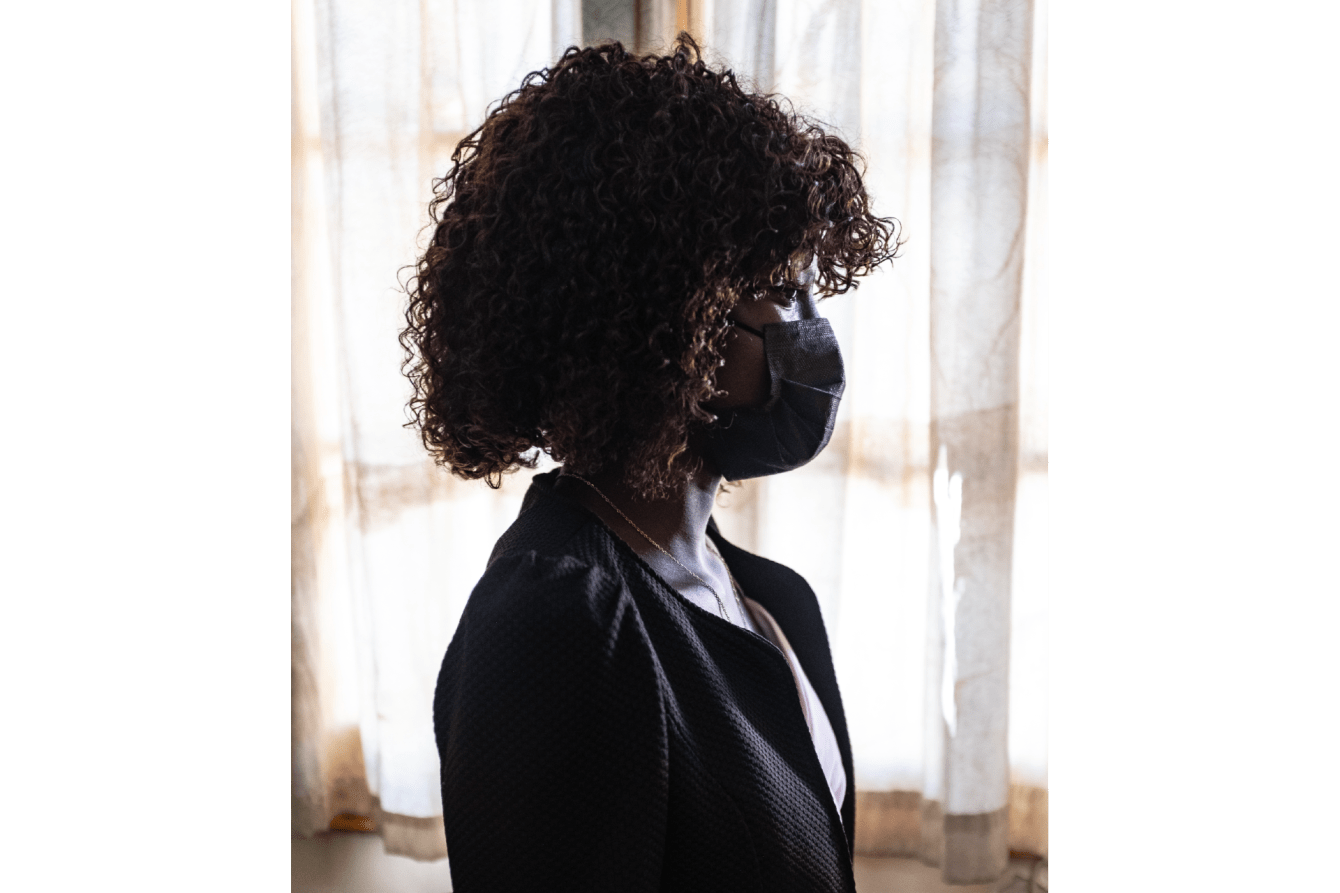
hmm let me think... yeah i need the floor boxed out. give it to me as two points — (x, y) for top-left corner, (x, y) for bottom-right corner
(293, 832), (1047, 893)
(853, 853), (1046, 893)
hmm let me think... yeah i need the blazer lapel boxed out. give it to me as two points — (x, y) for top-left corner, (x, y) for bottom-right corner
(706, 517), (857, 856)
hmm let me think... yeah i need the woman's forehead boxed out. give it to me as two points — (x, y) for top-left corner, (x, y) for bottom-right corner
(746, 252), (817, 294)
(780, 251), (819, 285)
(794, 256), (819, 287)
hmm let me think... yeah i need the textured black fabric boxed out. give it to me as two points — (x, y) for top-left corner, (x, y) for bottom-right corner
(434, 469), (857, 892)
(702, 317), (846, 481)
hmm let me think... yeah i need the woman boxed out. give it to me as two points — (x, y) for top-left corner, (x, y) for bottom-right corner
(402, 35), (898, 892)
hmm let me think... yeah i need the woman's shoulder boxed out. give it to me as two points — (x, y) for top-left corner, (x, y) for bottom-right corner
(484, 470), (614, 564)
(435, 547), (659, 738)
(469, 548), (624, 630)
(458, 528), (645, 659)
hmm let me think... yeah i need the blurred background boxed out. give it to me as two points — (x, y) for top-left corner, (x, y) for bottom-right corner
(292, 0), (1047, 888)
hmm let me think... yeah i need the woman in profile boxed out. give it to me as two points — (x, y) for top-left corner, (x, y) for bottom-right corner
(402, 35), (898, 893)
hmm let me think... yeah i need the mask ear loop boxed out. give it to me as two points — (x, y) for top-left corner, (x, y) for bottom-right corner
(731, 319), (766, 339)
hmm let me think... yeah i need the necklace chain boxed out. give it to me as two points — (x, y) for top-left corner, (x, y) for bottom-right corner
(563, 472), (746, 623)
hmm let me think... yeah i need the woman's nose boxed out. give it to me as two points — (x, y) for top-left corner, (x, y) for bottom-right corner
(796, 258), (821, 320)
(798, 285), (821, 320)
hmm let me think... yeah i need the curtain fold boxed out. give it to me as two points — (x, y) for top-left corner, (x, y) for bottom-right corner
(923, 0), (1035, 880)
(291, 0), (1046, 875)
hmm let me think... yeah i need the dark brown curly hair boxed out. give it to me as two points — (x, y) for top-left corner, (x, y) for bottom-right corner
(401, 34), (900, 499)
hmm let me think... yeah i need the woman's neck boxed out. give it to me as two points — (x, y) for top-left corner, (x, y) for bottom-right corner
(558, 463), (722, 566)
(557, 460), (751, 627)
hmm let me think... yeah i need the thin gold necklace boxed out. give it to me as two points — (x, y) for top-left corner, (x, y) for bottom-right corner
(563, 472), (746, 623)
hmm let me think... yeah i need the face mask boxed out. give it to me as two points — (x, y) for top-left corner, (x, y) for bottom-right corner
(702, 316), (845, 481)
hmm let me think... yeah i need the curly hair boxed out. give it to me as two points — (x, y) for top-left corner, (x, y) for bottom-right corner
(401, 34), (900, 499)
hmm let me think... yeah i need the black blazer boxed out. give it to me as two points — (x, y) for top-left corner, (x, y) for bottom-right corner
(434, 469), (856, 892)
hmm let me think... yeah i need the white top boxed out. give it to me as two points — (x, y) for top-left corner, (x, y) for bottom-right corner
(740, 595), (848, 822)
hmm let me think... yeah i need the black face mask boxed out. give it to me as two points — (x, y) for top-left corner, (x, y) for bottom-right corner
(701, 317), (845, 481)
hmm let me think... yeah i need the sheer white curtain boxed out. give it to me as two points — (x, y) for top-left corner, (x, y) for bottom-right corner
(292, 0), (1046, 876)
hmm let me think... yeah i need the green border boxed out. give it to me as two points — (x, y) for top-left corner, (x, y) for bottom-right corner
(1055, 3), (1329, 884)
(5, 3), (288, 884)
